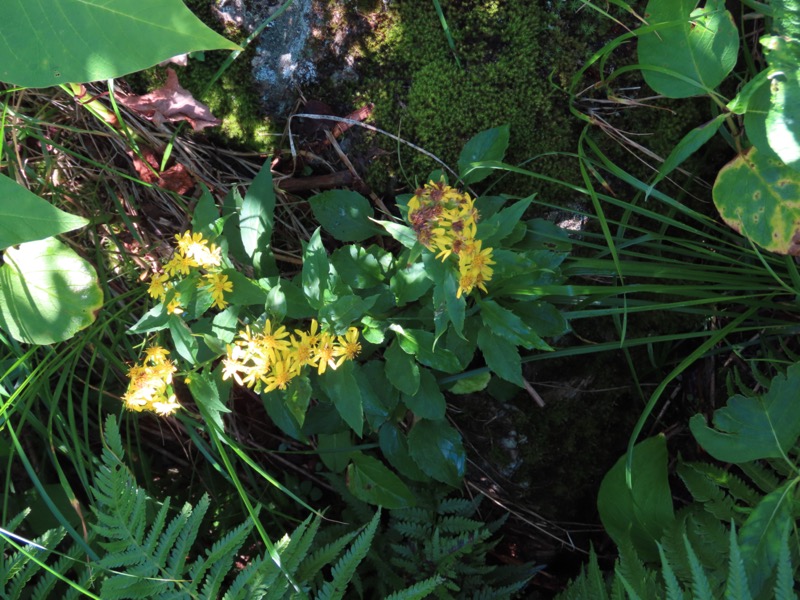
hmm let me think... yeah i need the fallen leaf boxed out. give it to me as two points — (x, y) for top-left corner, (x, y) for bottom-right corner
(130, 146), (195, 195)
(117, 68), (221, 132)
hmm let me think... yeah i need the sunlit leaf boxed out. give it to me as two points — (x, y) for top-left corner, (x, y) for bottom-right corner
(309, 190), (378, 242)
(408, 420), (466, 487)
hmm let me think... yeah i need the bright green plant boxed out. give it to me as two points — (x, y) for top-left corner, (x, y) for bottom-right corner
(121, 125), (568, 506)
(630, 0), (800, 254)
(1, 414), (389, 599)
(562, 362), (800, 598)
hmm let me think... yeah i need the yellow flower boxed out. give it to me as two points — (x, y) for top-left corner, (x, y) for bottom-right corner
(334, 327), (361, 367)
(312, 332), (337, 375)
(144, 345), (170, 364)
(456, 272), (477, 299)
(167, 293), (184, 315)
(203, 273), (233, 310)
(147, 273), (170, 301)
(262, 359), (294, 393)
(261, 319), (291, 362)
(164, 253), (198, 277)
(122, 351), (179, 416)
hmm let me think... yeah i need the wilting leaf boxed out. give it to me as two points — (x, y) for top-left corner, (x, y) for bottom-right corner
(117, 69), (221, 132)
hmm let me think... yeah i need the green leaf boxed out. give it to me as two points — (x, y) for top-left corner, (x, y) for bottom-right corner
(743, 78), (783, 161)
(647, 113), (727, 197)
(458, 125), (510, 184)
(302, 228), (329, 310)
(384, 339), (420, 396)
(477, 326), (524, 386)
(347, 452), (416, 509)
(378, 423), (430, 482)
(309, 190), (378, 242)
(323, 361), (364, 437)
(390, 262), (432, 306)
(266, 284), (287, 323)
(192, 185), (220, 236)
(479, 299), (552, 351)
(689, 363), (800, 462)
(763, 25), (800, 170)
(0, 0), (239, 87)
(738, 482), (795, 597)
(424, 254), (465, 339)
(407, 419), (466, 487)
(597, 436), (675, 563)
(391, 326), (462, 374)
(0, 238), (102, 344)
(356, 360), (398, 431)
(263, 390), (306, 442)
(402, 368), (446, 421)
(239, 160), (277, 276)
(331, 245), (387, 289)
(712, 146), (800, 254)
(188, 369), (230, 435)
(0, 175), (88, 250)
(283, 374), (311, 428)
(168, 315), (198, 365)
(637, 0), (739, 98)
(479, 196), (533, 247)
(317, 431), (353, 473)
(449, 372), (491, 394)
(374, 219), (419, 249)
(128, 302), (169, 334)
(319, 294), (377, 333)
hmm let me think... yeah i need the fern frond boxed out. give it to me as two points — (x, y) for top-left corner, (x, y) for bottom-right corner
(296, 528), (359, 583)
(437, 496), (481, 516)
(192, 515), (253, 598)
(31, 540), (91, 600)
(437, 515), (483, 534)
(3, 526), (67, 598)
(166, 495), (209, 575)
(678, 462), (737, 522)
(725, 523), (751, 600)
(315, 509), (381, 600)
(658, 542), (685, 600)
(774, 525), (796, 600)
(684, 534), (714, 600)
(738, 461), (781, 494)
(615, 537), (649, 598)
(383, 575), (445, 600)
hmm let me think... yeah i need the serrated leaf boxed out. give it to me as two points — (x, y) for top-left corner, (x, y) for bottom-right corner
(402, 368), (446, 420)
(168, 315), (198, 364)
(309, 190), (377, 242)
(477, 326), (524, 387)
(390, 262), (432, 306)
(331, 245), (386, 289)
(408, 420), (466, 487)
(302, 228), (329, 310)
(384, 339), (420, 396)
(449, 372), (491, 394)
(319, 294), (377, 334)
(637, 0), (739, 98)
(689, 363), (800, 462)
(479, 299), (552, 351)
(188, 369), (230, 434)
(458, 125), (510, 184)
(347, 453), (416, 508)
(323, 361), (363, 437)
(0, 238), (102, 344)
(378, 423), (430, 482)
(597, 436), (675, 563)
(374, 219), (419, 249)
(0, 175), (88, 250)
(479, 196), (533, 247)
(392, 326), (462, 374)
(712, 146), (800, 255)
(317, 430), (353, 473)
(0, 0), (240, 87)
(239, 160), (277, 276)
(283, 375), (311, 428)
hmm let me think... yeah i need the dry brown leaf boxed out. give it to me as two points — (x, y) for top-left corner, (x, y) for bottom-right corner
(116, 68), (221, 132)
(130, 146), (195, 195)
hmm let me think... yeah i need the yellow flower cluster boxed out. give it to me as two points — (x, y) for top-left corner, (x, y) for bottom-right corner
(407, 181), (495, 298)
(147, 231), (233, 313)
(122, 346), (181, 416)
(221, 319), (361, 393)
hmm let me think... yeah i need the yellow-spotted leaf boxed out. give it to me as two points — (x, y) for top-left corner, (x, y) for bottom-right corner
(713, 147), (800, 255)
(0, 238), (102, 344)
(0, 0), (240, 87)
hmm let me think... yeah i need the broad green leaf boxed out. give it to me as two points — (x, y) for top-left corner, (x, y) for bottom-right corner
(597, 436), (675, 563)
(331, 245), (386, 289)
(391, 326), (462, 374)
(319, 294), (377, 333)
(374, 219), (418, 249)
(302, 228), (329, 310)
(449, 372), (491, 394)
(402, 368), (446, 421)
(0, 238), (102, 344)
(0, 174), (88, 250)
(637, 0), (739, 98)
(738, 482), (795, 597)
(728, 69), (770, 115)
(479, 196), (533, 247)
(458, 125), (510, 185)
(511, 301), (569, 338)
(689, 363), (800, 462)
(240, 161), (277, 276)
(408, 419), (466, 487)
(378, 423), (430, 482)
(479, 299), (552, 351)
(713, 147), (800, 255)
(384, 339), (420, 396)
(0, 0), (239, 87)
(647, 113), (727, 197)
(128, 302), (169, 334)
(283, 375), (312, 428)
(356, 360), (398, 430)
(390, 262), (432, 306)
(192, 185), (220, 236)
(347, 452), (416, 508)
(266, 284), (287, 323)
(168, 315), (198, 364)
(317, 431), (353, 473)
(425, 254), (465, 340)
(763, 35), (800, 171)
(323, 361), (363, 437)
(263, 389), (306, 442)
(744, 79), (782, 161)
(309, 190), (378, 242)
(476, 326), (524, 387)
(188, 369), (230, 435)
